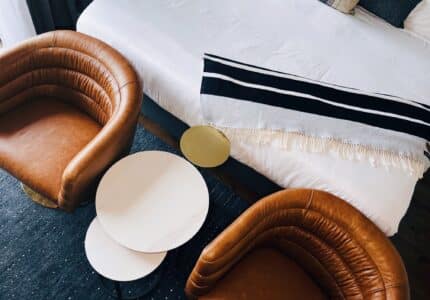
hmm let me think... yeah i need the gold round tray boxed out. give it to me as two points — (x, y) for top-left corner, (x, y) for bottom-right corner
(21, 183), (58, 209)
(180, 125), (230, 168)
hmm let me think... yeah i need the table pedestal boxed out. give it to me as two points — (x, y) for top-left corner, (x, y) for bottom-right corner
(98, 263), (164, 300)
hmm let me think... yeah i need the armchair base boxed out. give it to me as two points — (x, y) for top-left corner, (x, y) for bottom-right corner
(21, 184), (58, 209)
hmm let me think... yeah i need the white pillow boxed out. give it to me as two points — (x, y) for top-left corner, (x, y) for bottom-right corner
(404, 0), (430, 42)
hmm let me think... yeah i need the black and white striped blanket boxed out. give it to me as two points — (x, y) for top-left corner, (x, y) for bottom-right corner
(200, 54), (430, 177)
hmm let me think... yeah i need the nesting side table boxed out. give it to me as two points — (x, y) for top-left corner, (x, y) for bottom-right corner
(85, 151), (210, 299)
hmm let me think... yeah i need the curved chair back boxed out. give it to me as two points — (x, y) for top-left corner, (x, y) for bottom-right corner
(186, 189), (409, 299)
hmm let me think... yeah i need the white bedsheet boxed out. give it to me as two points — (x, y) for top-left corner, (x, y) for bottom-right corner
(0, 0), (36, 48)
(77, 0), (430, 235)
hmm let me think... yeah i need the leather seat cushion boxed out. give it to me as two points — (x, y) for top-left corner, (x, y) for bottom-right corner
(200, 247), (328, 300)
(0, 98), (101, 201)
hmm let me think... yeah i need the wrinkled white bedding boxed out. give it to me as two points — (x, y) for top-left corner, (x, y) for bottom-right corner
(0, 0), (35, 48)
(77, 0), (430, 235)
(405, 0), (430, 42)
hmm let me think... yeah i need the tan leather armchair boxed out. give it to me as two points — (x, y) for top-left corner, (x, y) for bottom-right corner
(186, 189), (409, 300)
(0, 31), (142, 211)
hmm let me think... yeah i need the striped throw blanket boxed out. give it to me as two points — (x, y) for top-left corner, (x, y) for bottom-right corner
(201, 54), (430, 177)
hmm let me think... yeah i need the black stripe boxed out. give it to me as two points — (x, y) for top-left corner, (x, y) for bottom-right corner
(205, 53), (365, 91)
(205, 53), (290, 76)
(204, 58), (430, 124)
(207, 53), (430, 112)
(416, 101), (430, 110)
(201, 76), (430, 140)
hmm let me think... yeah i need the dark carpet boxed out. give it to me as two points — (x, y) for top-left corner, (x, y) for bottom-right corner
(0, 126), (249, 300)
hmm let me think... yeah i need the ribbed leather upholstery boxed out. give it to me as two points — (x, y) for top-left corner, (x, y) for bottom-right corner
(0, 31), (142, 211)
(185, 189), (409, 300)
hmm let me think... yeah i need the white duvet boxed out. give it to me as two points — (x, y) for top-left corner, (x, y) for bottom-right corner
(78, 0), (430, 235)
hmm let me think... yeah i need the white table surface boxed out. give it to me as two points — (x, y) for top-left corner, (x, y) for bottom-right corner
(96, 151), (209, 253)
(84, 217), (166, 282)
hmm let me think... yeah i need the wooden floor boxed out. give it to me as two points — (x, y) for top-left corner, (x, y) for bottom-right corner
(139, 116), (430, 299)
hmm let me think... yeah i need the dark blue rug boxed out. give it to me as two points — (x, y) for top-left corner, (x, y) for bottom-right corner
(0, 126), (249, 300)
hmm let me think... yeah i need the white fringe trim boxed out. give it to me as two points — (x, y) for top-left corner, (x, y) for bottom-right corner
(216, 126), (429, 178)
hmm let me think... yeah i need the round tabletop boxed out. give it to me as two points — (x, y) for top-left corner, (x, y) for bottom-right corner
(96, 151), (209, 253)
(85, 217), (166, 282)
(180, 125), (230, 168)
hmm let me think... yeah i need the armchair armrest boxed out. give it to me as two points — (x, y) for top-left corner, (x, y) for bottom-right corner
(59, 81), (142, 211)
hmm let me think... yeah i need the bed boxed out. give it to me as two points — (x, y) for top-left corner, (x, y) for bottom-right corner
(77, 0), (430, 235)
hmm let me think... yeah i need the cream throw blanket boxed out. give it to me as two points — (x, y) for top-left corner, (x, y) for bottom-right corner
(201, 54), (430, 178)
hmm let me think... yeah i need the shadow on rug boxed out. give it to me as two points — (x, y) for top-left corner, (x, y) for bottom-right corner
(0, 126), (249, 300)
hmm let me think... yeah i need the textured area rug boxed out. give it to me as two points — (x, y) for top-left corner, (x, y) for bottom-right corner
(0, 126), (249, 300)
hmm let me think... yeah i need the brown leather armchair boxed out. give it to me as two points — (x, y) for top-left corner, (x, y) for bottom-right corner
(0, 31), (142, 211)
(186, 189), (409, 300)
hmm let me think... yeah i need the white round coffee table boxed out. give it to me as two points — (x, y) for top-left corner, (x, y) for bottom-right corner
(96, 151), (209, 253)
(85, 217), (167, 282)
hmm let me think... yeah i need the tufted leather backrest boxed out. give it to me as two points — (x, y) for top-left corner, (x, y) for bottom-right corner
(0, 30), (139, 123)
(0, 30), (142, 210)
(186, 189), (409, 299)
